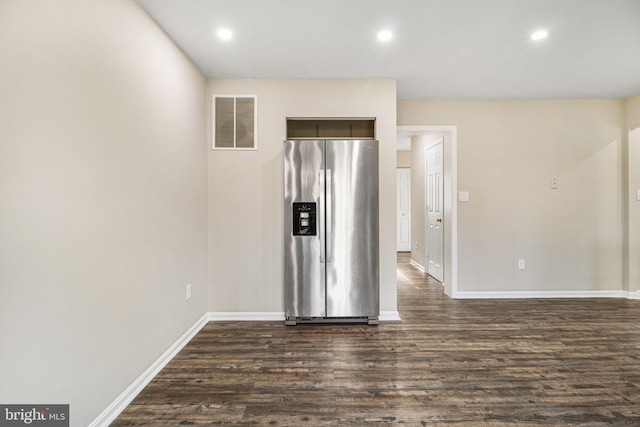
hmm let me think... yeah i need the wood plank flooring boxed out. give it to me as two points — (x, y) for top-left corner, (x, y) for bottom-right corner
(112, 253), (640, 426)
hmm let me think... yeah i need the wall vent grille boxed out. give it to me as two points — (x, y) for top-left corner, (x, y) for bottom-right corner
(212, 95), (257, 150)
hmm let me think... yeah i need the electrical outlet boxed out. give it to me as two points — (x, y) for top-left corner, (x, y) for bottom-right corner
(415, 241), (419, 250)
(551, 178), (558, 189)
(186, 284), (192, 300)
(518, 259), (525, 270)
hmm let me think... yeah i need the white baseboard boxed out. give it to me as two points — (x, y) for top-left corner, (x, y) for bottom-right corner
(208, 311), (402, 321)
(409, 259), (425, 273)
(208, 311), (285, 321)
(628, 291), (640, 300)
(453, 290), (630, 299)
(379, 311), (401, 321)
(88, 313), (210, 427)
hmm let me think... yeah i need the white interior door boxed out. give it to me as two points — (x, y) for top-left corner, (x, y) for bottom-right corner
(396, 168), (411, 252)
(426, 141), (444, 282)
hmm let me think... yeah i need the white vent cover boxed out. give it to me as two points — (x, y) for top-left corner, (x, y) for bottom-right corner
(212, 95), (257, 150)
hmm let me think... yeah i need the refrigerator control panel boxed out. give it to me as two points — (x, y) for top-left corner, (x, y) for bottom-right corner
(292, 202), (317, 236)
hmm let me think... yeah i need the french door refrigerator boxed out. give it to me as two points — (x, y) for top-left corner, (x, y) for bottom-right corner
(284, 139), (379, 325)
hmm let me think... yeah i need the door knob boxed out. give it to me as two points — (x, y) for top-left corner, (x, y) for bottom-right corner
(436, 218), (442, 223)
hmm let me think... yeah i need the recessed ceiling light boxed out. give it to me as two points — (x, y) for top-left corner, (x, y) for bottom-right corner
(217, 28), (233, 40)
(531, 30), (548, 41)
(377, 30), (393, 42)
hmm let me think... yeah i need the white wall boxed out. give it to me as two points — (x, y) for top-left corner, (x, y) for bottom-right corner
(206, 79), (398, 314)
(0, 1), (207, 425)
(399, 99), (625, 294)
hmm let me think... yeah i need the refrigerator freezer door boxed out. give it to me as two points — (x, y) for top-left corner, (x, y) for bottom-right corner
(325, 140), (379, 317)
(284, 140), (326, 318)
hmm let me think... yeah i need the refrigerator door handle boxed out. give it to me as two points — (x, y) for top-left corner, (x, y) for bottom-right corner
(326, 168), (332, 263)
(319, 169), (325, 263)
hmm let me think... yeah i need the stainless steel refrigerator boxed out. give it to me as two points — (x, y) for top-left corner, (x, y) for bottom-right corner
(283, 139), (379, 325)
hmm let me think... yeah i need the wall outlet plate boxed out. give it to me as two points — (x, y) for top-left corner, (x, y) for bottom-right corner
(186, 284), (192, 300)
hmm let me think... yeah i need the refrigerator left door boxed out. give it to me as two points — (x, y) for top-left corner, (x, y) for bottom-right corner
(284, 140), (326, 321)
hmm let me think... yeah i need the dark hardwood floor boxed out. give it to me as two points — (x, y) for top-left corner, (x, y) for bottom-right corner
(112, 253), (640, 426)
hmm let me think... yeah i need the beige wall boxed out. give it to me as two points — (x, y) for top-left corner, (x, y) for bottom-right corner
(626, 94), (640, 130)
(626, 94), (640, 294)
(206, 78), (398, 314)
(0, 1), (207, 425)
(399, 99), (625, 293)
(397, 150), (412, 168)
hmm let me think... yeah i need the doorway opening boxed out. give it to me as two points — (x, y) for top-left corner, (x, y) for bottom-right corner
(396, 167), (412, 252)
(396, 126), (458, 297)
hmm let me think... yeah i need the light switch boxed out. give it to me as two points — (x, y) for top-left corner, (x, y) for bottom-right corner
(458, 191), (470, 202)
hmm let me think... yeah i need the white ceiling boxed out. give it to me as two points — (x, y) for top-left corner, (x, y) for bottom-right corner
(138, 0), (640, 100)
